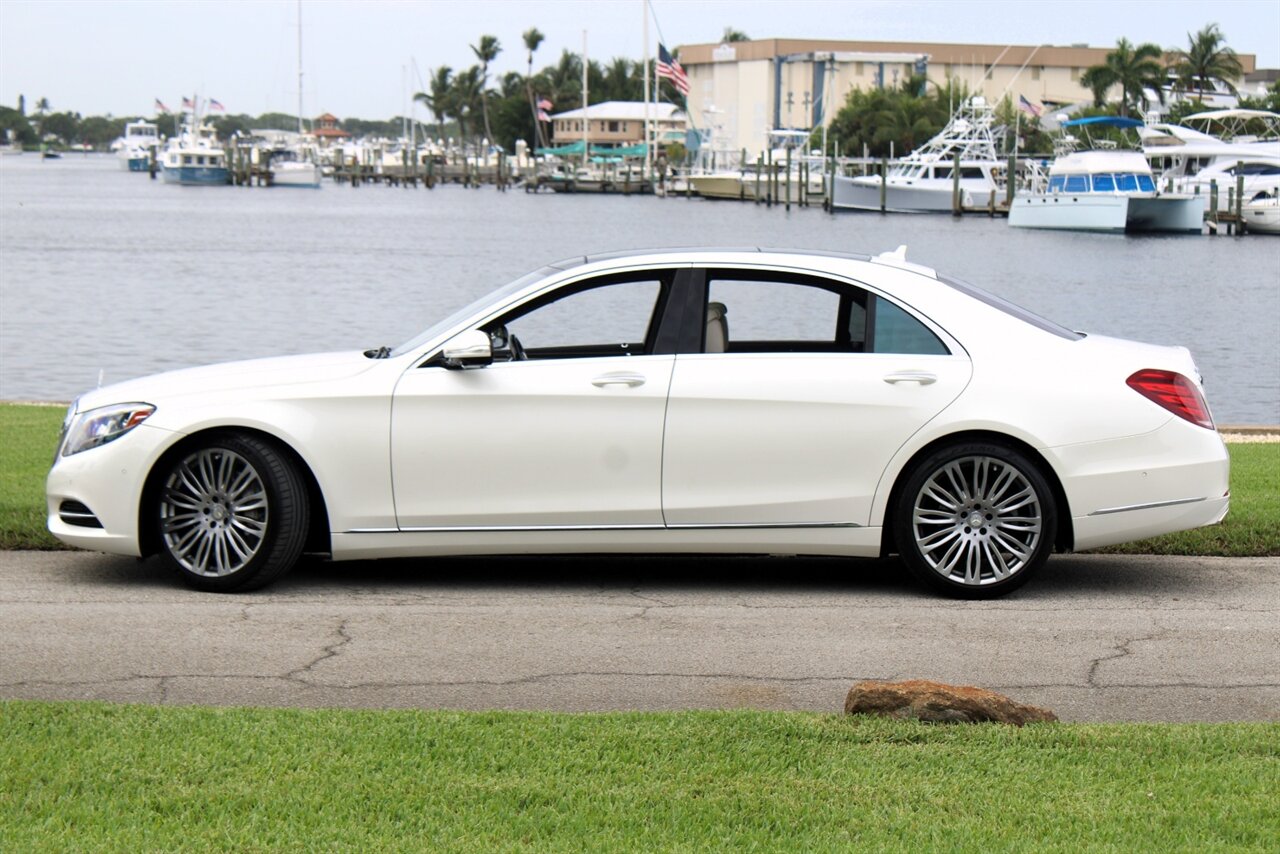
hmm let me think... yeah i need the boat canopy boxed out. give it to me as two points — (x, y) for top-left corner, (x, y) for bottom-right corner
(1182, 109), (1280, 122)
(536, 141), (648, 157)
(1061, 116), (1144, 129)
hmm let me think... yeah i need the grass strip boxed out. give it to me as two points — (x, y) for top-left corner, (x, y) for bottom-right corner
(3, 402), (1277, 555)
(2, 701), (1277, 852)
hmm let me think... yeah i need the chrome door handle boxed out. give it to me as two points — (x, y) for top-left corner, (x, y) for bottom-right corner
(591, 372), (646, 388)
(883, 371), (937, 385)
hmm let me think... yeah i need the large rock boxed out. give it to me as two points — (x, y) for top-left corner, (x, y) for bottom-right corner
(844, 679), (1057, 725)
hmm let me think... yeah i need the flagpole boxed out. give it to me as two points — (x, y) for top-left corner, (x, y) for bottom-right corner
(642, 0), (651, 183)
(582, 29), (588, 167)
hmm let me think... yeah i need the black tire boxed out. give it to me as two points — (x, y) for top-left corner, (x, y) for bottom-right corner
(155, 434), (309, 592)
(893, 441), (1056, 599)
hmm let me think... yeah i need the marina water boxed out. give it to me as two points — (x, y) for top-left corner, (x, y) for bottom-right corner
(1, 154), (1277, 424)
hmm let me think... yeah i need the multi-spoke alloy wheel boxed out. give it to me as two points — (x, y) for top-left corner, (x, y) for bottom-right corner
(161, 448), (268, 577)
(154, 435), (309, 592)
(895, 442), (1056, 598)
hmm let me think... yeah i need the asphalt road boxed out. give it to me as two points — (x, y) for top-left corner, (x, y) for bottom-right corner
(2, 550), (1277, 722)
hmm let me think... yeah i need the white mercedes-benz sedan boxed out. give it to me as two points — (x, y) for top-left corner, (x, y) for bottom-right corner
(47, 248), (1229, 597)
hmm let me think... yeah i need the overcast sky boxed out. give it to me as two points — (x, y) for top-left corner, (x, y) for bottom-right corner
(1, 0), (1276, 119)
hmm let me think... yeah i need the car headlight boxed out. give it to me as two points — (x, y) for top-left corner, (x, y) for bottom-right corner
(61, 402), (156, 456)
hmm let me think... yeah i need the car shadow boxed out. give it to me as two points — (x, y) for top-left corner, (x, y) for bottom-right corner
(49, 550), (1241, 602)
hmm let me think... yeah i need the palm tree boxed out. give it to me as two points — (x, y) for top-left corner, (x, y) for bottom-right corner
(471, 34), (501, 147)
(523, 27), (546, 148)
(413, 66), (453, 141)
(602, 57), (638, 101)
(1172, 23), (1243, 102)
(450, 66), (484, 147)
(1078, 38), (1166, 117)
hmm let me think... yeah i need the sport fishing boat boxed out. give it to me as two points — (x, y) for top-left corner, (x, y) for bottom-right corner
(1009, 117), (1202, 233)
(829, 97), (1005, 212)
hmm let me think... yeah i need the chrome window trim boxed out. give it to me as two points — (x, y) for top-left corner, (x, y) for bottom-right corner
(347, 521), (861, 534)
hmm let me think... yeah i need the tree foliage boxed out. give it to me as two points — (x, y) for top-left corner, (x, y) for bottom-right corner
(1172, 23), (1244, 101)
(822, 77), (972, 158)
(1078, 38), (1167, 117)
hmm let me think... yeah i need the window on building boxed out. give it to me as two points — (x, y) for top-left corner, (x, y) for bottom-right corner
(1032, 66), (1041, 81)
(608, 121), (620, 132)
(855, 62), (864, 76)
(984, 67), (993, 80)
(1071, 67), (1081, 81)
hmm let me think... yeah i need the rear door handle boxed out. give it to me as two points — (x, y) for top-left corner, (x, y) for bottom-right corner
(883, 371), (937, 385)
(591, 372), (647, 388)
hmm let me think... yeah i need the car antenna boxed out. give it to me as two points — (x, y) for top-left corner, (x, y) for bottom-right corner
(877, 245), (909, 264)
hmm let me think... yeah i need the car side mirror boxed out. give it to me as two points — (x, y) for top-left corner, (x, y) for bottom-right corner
(440, 329), (493, 369)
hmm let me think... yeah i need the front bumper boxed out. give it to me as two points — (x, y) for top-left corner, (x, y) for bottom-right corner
(46, 424), (180, 556)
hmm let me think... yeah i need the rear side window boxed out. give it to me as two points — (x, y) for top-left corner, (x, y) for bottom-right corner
(872, 298), (948, 355)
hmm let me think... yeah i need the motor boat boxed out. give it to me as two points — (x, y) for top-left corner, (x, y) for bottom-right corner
(830, 97), (1005, 213)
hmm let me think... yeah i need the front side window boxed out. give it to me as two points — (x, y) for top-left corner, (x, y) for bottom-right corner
(1136, 174), (1155, 192)
(1048, 175), (1065, 193)
(489, 274), (669, 360)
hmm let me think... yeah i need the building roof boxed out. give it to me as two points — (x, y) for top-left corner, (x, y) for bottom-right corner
(675, 38), (1256, 75)
(550, 101), (686, 121)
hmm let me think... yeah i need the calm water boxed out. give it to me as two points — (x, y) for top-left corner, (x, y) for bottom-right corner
(2, 154), (1278, 423)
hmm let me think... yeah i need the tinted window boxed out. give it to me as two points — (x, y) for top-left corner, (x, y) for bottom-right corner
(1064, 175), (1088, 193)
(703, 271), (949, 356)
(1136, 174), (1155, 192)
(1092, 173), (1115, 192)
(502, 278), (664, 357)
(1048, 175), (1065, 193)
(1116, 173), (1139, 192)
(872, 298), (948, 355)
(708, 278), (839, 343)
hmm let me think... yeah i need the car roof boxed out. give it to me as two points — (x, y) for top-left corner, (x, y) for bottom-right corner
(546, 246), (894, 273)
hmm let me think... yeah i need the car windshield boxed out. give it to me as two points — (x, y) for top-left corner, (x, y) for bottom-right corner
(390, 264), (560, 357)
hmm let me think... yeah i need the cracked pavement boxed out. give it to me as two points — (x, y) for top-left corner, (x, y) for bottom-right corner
(1, 550), (1277, 721)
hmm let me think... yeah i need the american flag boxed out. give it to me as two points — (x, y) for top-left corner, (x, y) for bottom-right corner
(1018, 95), (1043, 118)
(657, 44), (690, 97)
(537, 97), (553, 110)
(537, 110), (550, 122)
(208, 98), (225, 112)
(154, 98), (170, 113)
(181, 96), (195, 109)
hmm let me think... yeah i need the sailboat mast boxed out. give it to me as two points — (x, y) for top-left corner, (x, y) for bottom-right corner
(297, 0), (304, 134)
(582, 30), (588, 166)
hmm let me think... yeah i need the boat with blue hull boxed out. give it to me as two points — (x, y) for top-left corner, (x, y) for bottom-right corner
(114, 121), (159, 172)
(160, 112), (229, 186)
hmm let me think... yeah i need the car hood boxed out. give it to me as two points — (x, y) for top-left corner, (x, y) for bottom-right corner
(73, 350), (376, 412)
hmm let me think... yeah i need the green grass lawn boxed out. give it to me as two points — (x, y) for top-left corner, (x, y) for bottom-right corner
(2, 702), (1276, 851)
(3, 402), (1277, 555)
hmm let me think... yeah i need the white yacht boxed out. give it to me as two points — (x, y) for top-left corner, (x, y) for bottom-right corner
(829, 97), (1005, 213)
(1010, 118), (1202, 233)
(1141, 110), (1280, 200)
(1241, 194), (1280, 234)
(160, 113), (228, 186)
(114, 120), (160, 172)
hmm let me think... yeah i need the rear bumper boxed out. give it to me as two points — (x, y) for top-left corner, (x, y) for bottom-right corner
(1046, 418), (1230, 551)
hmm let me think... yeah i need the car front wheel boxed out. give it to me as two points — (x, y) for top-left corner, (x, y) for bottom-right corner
(894, 442), (1056, 598)
(155, 434), (309, 592)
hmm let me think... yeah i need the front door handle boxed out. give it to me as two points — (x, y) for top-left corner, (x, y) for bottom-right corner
(591, 372), (647, 388)
(883, 371), (937, 385)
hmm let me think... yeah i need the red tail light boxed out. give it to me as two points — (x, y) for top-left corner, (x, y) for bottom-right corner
(1126, 370), (1214, 429)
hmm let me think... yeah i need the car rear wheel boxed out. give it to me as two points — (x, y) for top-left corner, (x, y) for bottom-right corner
(894, 441), (1056, 598)
(156, 434), (309, 592)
